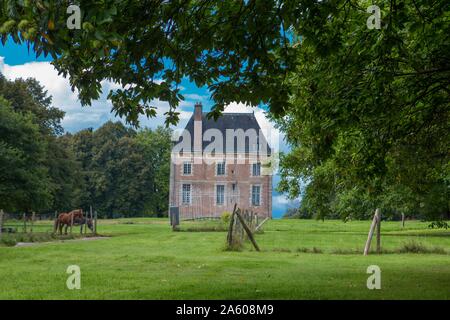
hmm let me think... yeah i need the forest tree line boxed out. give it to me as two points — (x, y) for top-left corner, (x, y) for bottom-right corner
(0, 74), (171, 218)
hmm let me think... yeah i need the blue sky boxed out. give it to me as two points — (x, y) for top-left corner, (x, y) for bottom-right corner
(0, 41), (299, 218)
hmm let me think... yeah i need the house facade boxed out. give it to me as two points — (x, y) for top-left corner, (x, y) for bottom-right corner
(169, 103), (273, 220)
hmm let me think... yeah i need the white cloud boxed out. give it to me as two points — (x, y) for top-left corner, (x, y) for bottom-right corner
(0, 57), (114, 132)
(272, 194), (300, 212)
(182, 93), (209, 101)
(223, 101), (275, 134)
(223, 101), (252, 113)
(273, 195), (295, 206)
(0, 57), (200, 133)
(0, 56), (79, 107)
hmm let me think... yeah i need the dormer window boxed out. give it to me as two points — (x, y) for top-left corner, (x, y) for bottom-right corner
(216, 162), (226, 176)
(252, 162), (261, 176)
(183, 161), (192, 175)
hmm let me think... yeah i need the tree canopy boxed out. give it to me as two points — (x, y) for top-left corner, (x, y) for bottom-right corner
(275, 0), (449, 220)
(0, 97), (52, 211)
(0, 0), (300, 126)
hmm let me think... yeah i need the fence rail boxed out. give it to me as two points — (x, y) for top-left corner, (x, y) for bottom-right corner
(0, 209), (97, 236)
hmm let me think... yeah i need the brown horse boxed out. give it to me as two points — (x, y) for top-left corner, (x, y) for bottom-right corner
(54, 209), (84, 235)
(75, 216), (94, 234)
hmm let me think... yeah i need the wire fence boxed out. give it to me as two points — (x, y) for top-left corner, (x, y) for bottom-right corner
(0, 209), (98, 237)
(0, 211), (55, 234)
(176, 193), (242, 221)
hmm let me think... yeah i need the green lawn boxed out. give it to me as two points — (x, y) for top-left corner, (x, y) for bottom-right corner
(0, 218), (449, 299)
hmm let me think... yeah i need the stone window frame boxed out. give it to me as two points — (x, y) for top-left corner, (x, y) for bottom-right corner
(182, 160), (193, 176)
(250, 161), (261, 177)
(181, 183), (192, 205)
(250, 184), (262, 207)
(216, 161), (226, 176)
(214, 183), (226, 206)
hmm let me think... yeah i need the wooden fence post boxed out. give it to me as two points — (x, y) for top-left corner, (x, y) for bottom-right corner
(70, 212), (74, 234)
(0, 209), (4, 236)
(90, 206), (94, 233)
(242, 209), (247, 239)
(376, 209), (381, 253)
(94, 210), (97, 235)
(80, 210), (88, 234)
(364, 208), (380, 255)
(235, 209), (260, 252)
(30, 211), (35, 233)
(53, 211), (58, 234)
(401, 213), (405, 228)
(227, 204), (237, 247)
(23, 213), (27, 233)
(249, 211), (254, 232)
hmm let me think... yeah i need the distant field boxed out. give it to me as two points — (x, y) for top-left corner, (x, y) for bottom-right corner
(0, 218), (449, 299)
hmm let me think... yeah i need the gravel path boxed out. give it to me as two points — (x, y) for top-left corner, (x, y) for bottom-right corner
(14, 236), (109, 247)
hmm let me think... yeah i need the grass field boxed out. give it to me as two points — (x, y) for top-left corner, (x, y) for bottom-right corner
(0, 218), (449, 299)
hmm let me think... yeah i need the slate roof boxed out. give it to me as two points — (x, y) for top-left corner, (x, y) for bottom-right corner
(178, 112), (272, 155)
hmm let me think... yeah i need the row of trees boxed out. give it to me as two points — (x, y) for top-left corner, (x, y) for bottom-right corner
(0, 74), (171, 217)
(65, 122), (171, 218)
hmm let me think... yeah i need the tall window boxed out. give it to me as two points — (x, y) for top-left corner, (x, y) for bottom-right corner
(182, 184), (191, 205)
(251, 185), (261, 206)
(183, 161), (192, 175)
(252, 162), (261, 176)
(216, 162), (226, 176)
(216, 185), (225, 205)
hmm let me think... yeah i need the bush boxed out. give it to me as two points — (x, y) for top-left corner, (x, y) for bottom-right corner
(283, 207), (313, 219)
(428, 221), (449, 229)
(221, 211), (231, 226)
(399, 240), (428, 253)
(0, 236), (17, 246)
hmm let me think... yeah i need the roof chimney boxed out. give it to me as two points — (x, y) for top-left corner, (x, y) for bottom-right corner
(194, 102), (202, 121)
(193, 102), (203, 163)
